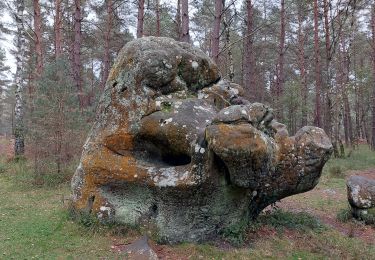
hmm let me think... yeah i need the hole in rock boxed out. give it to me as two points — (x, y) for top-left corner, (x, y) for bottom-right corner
(161, 153), (192, 166)
(149, 204), (158, 217)
(134, 140), (192, 167)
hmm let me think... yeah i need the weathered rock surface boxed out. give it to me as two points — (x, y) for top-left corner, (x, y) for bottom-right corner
(71, 37), (333, 243)
(347, 175), (375, 223)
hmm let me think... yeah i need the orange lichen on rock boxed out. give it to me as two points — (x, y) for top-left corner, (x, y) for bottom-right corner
(71, 37), (333, 244)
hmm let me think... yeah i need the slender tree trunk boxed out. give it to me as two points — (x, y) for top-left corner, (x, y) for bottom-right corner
(297, 3), (308, 126)
(175, 0), (181, 39)
(371, 2), (375, 148)
(14, 0), (26, 157)
(181, 0), (189, 42)
(137, 0), (145, 38)
(73, 0), (83, 108)
(243, 0), (256, 101)
(33, 0), (43, 78)
(156, 0), (161, 37)
(211, 0), (223, 63)
(102, 0), (113, 90)
(323, 0), (332, 137)
(54, 0), (62, 59)
(313, 0), (322, 127)
(274, 0), (286, 121)
(223, 2), (233, 81)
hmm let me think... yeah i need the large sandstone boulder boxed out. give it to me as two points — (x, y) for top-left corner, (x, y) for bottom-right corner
(71, 37), (333, 243)
(347, 175), (375, 223)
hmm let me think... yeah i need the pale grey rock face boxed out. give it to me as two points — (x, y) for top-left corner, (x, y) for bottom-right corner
(347, 175), (375, 223)
(71, 37), (333, 244)
(347, 176), (375, 209)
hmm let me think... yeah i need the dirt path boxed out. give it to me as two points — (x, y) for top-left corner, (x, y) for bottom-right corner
(277, 171), (375, 245)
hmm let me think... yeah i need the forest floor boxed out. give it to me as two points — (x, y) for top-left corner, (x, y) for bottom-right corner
(0, 139), (375, 259)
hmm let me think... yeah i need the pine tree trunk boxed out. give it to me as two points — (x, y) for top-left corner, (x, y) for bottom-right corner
(371, 2), (375, 149)
(33, 0), (43, 78)
(54, 0), (62, 59)
(137, 0), (145, 38)
(156, 0), (161, 37)
(211, 0), (222, 64)
(297, 4), (308, 126)
(73, 0), (84, 108)
(14, 0), (26, 157)
(323, 0), (332, 137)
(175, 0), (181, 39)
(223, 3), (233, 81)
(102, 0), (113, 90)
(181, 0), (189, 42)
(243, 0), (256, 101)
(275, 0), (285, 121)
(313, 0), (322, 127)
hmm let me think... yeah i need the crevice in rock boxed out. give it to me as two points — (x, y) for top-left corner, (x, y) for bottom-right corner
(86, 195), (95, 214)
(149, 203), (158, 218)
(213, 152), (231, 185)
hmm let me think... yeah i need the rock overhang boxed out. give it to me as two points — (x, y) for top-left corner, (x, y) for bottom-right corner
(71, 36), (333, 243)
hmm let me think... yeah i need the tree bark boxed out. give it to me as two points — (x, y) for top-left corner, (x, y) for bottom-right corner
(223, 2), (233, 81)
(323, 0), (332, 137)
(274, 0), (286, 121)
(137, 0), (145, 38)
(371, 2), (375, 148)
(242, 0), (256, 101)
(313, 0), (322, 127)
(175, 0), (181, 39)
(297, 3), (308, 126)
(73, 0), (84, 108)
(211, 0), (223, 63)
(33, 0), (43, 78)
(14, 0), (26, 157)
(102, 0), (113, 90)
(54, 0), (62, 59)
(181, 0), (189, 42)
(156, 0), (161, 37)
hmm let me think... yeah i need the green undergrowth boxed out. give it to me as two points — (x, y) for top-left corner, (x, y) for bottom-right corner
(323, 144), (375, 178)
(257, 209), (326, 233)
(1, 145), (375, 259)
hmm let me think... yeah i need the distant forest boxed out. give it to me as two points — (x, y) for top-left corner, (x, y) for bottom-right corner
(0, 0), (374, 169)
